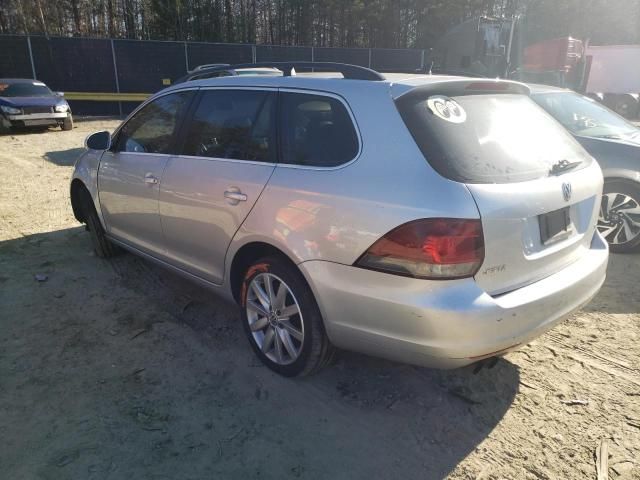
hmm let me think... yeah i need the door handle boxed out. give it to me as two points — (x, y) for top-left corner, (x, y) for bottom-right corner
(144, 174), (158, 185)
(224, 188), (247, 204)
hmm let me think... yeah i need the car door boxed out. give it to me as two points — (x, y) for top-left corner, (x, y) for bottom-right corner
(98, 90), (194, 257)
(158, 88), (277, 284)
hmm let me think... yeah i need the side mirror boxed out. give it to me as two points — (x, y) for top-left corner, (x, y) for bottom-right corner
(85, 131), (111, 151)
(56, 91), (65, 97)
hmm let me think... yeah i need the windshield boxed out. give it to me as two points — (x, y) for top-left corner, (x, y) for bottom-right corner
(532, 92), (640, 141)
(0, 82), (53, 97)
(396, 93), (591, 184)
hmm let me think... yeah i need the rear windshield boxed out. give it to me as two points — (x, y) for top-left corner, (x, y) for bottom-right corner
(396, 93), (592, 184)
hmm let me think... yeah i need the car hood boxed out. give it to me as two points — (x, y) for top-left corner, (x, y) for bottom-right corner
(576, 135), (640, 170)
(0, 96), (64, 108)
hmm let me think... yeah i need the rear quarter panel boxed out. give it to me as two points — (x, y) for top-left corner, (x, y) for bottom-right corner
(228, 85), (480, 270)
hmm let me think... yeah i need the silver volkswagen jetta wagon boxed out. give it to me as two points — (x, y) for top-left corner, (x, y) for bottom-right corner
(71, 63), (608, 376)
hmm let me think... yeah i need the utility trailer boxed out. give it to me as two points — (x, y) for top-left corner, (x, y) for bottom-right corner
(584, 45), (640, 119)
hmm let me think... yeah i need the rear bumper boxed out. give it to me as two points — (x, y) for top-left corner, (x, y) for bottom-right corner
(300, 232), (608, 369)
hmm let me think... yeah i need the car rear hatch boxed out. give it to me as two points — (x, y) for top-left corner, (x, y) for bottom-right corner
(395, 80), (602, 295)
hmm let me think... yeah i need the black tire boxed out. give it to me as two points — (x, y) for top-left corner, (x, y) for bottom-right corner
(62, 115), (73, 131)
(599, 181), (640, 253)
(240, 256), (334, 377)
(603, 94), (638, 119)
(81, 190), (117, 258)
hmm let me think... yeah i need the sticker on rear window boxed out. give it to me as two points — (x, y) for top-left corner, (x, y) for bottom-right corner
(426, 96), (466, 124)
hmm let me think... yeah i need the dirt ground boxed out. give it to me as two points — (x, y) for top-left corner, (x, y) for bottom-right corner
(0, 120), (639, 480)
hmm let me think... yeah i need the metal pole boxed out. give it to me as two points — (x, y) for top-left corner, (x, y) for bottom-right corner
(184, 42), (189, 72)
(26, 36), (36, 79)
(505, 15), (518, 78)
(368, 48), (372, 68)
(252, 45), (257, 63)
(420, 49), (425, 72)
(110, 39), (123, 117)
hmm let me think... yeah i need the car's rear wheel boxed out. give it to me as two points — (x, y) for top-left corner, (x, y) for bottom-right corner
(240, 256), (334, 376)
(81, 190), (117, 258)
(598, 181), (640, 253)
(62, 115), (73, 131)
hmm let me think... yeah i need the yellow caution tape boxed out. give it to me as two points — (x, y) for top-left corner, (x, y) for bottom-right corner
(63, 92), (151, 102)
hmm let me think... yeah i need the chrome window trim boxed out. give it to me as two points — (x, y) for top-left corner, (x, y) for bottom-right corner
(170, 155), (277, 168)
(276, 87), (363, 172)
(111, 86), (362, 171)
(109, 151), (174, 158)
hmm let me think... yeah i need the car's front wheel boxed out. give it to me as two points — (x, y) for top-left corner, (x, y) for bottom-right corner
(240, 256), (334, 376)
(598, 180), (640, 253)
(62, 115), (73, 131)
(81, 190), (117, 258)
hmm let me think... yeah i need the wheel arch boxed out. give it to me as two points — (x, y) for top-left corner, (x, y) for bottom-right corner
(70, 148), (105, 228)
(228, 241), (302, 304)
(601, 170), (640, 187)
(70, 178), (90, 223)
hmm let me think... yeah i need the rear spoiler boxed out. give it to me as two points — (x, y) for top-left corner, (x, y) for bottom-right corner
(396, 79), (531, 103)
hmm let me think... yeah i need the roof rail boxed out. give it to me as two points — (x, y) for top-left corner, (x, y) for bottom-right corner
(187, 63), (230, 74)
(175, 62), (386, 83)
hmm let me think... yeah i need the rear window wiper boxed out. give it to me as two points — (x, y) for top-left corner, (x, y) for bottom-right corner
(549, 159), (582, 176)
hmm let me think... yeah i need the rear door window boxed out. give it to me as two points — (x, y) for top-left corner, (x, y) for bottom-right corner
(181, 89), (276, 162)
(396, 93), (592, 184)
(280, 92), (359, 167)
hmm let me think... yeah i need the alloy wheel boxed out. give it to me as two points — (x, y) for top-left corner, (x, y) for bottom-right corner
(246, 273), (305, 365)
(597, 192), (640, 245)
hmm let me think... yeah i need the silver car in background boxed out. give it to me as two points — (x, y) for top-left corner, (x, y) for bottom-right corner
(70, 63), (608, 376)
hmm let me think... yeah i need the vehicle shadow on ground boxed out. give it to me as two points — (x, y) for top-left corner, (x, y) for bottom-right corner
(2, 228), (518, 479)
(43, 147), (86, 166)
(581, 252), (640, 314)
(1, 126), (54, 137)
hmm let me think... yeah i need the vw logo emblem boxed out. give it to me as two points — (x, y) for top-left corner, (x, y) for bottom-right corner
(562, 182), (572, 202)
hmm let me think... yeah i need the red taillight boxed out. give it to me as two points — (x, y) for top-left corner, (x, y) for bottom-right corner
(355, 218), (484, 280)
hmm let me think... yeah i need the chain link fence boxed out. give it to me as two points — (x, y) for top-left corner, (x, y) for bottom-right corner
(0, 35), (427, 115)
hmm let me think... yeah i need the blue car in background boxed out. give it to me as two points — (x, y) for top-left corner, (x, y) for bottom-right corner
(0, 78), (73, 133)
